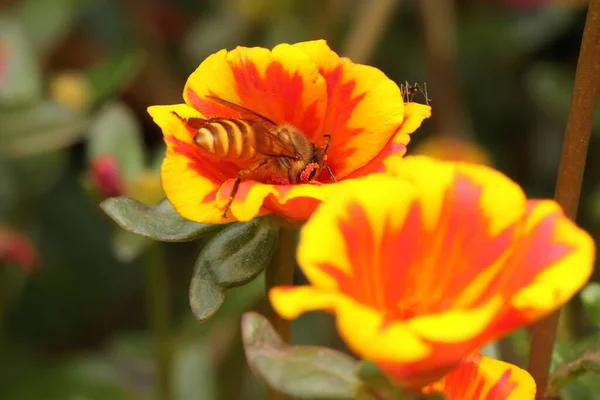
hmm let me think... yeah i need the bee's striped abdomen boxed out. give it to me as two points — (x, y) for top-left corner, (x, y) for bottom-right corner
(193, 119), (257, 160)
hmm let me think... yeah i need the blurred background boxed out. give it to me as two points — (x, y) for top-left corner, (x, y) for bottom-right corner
(0, 0), (599, 399)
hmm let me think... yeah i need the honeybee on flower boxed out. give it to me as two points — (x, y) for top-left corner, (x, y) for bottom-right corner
(148, 40), (431, 223)
(170, 95), (337, 218)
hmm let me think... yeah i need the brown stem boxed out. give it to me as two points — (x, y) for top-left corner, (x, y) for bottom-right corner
(341, 0), (400, 64)
(264, 228), (297, 400)
(418, 0), (471, 139)
(526, 1), (600, 398)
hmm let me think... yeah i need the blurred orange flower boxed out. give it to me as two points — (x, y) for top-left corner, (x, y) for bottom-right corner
(270, 156), (594, 388)
(423, 353), (536, 400)
(90, 155), (125, 198)
(0, 225), (39, 271)
(148, 40), (431, 223)
(414, 136), (493, 166)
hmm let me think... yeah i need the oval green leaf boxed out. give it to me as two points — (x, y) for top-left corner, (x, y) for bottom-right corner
(189, 273), (225, 323)
(100, 197), (220, 242)
(0, 100), (88, 158)
(189, 217), (278, 322)
(195, 216), (278, 287)
(242, 311), (360, 399)
(0, 14), (42, 106)
(14, 0), (85, 56)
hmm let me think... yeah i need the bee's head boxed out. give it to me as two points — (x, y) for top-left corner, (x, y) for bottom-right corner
(295, 135), (337, 184)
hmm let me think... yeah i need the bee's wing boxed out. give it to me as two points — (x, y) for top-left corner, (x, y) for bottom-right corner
(205, 95), (278, 126)
(251, 122), (297, 159)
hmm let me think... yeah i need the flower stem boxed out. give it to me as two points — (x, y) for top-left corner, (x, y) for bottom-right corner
(264, 227), (297, 400)
(527, 1), (600, 398)
(144, 244), (173, 400)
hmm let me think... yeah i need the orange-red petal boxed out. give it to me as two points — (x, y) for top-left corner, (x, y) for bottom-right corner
(270, 155), (595, 386)
(293, 40), (431, 179)
(423, 353), (536, 400)
(149, 40), (431, 223)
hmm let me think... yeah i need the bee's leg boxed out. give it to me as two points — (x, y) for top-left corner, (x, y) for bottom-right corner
(222, 159), (270, 218)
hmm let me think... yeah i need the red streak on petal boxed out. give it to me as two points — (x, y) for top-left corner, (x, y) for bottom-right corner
(337, 202), (382, 306)
(316, 262), (352, 287)
(379, 201), (427, 317)
(229, 60), (322, 136)
(485, 211), (576, 335)
(416, 175), (516, 311)
(263, 193), (321, 220)
(486, 369), (518, 400)
(514, 212), (575, 285)
(320, 65), (366, 176)
(204, 190), (217, 203)
(328, 174), (519, 324)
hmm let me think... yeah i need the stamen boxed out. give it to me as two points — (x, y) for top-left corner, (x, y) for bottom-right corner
(300, 162), (320, 183)
(268, 176), (291, 185)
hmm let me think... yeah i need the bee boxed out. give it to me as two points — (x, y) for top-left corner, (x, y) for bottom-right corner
(401, 81), (431, 105)
(171, 95), (337, 218)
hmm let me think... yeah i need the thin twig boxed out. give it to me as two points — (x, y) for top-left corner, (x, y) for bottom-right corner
(264, 228), (296, 400)
(341, 0), (400, 64)
(527, 1), (600, 398)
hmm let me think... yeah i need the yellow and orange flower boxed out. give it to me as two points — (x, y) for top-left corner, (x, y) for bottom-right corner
(423, 352), (536, 400)
(147, 40), (431, 223)
(269, 156), (595, 388)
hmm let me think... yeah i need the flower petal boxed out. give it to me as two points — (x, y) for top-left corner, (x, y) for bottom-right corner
(296, 174), (416, 291)
(148, 104), (238, 223)
(424, 353), (536, 400)
(294, 40), (431, 179)
(269, 285), (345, 319)
(500, 199), (595, 331)
(346, 103), (433, 178)
(184, 43), (328, 138)
(269, 155), (594, 388)
(215, 179), (331, 222)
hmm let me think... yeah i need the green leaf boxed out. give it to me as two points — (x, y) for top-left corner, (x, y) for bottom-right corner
(87, 101), (145, 181)
(0, 14), (42, 106)
(189, 274), (225, 322)
(242, 311), (360, 399)
(0, 100), (88, 158)
(100, 197), (221, 242)
(581, 282), (600, 328)
(189, 217), (278, 321)
(356, 361), (396, 399)
(13, 0), (86, 56)
(86, 51), (143, 106)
